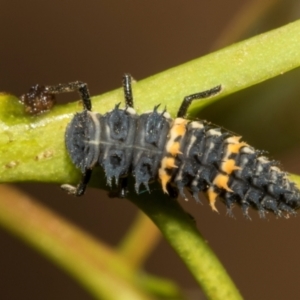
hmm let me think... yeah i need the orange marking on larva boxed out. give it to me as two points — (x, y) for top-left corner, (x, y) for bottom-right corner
(207, 188), (219, 212)
(165, 157), (177, 169)
(169, 142), (181, 156)
(158, 157), (172, 193)
(159, 172), (171, 194)
(213, 174), (233, 192)
(159, 118), (188, 194)
(173, 118), (188, 136)
(161, 157), (176, 169)
(221, 159), (241, 174)
(174, 124), (186, 136)
(227, 142), (248, 154)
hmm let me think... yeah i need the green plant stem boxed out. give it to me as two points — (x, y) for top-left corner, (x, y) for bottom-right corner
(1, 19), (300, 300)
(118, 211), (162, 269)
(211, 0), (280, 49)
(128, 188), (243, 300)
(1, 20), (300, 184)
(0, 185), (182, 300)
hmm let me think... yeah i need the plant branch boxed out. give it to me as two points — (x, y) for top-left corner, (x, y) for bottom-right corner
(0, 185), (183, 300)
(128, 187), (244, 300)
(118, 211), (162, 269)
(1, 19), (300, 300)
(1, 20), (300, 184)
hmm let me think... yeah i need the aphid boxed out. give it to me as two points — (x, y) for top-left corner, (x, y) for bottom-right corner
(34, 74), (300, 218)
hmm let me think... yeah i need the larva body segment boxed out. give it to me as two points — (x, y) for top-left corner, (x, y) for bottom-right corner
(65, 99), (300, 218)
(160, 119), (300, 217)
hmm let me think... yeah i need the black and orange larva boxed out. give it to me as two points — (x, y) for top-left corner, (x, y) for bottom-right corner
(24, 74), (300, 218)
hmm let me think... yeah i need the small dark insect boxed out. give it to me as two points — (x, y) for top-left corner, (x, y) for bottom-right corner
(34, 75), (300, 218)
(20, 84), (56, 115)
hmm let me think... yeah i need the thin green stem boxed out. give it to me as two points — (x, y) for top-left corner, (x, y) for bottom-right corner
(1, 20), (300, 184)
(0, 185), (183, 300)
(128, 188), (243, 300)
(118, 211), (162, 269)
(211, 0), (280, 49)
(0, 20), (300, 300)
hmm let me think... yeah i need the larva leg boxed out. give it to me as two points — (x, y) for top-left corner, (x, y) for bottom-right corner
(177, 85), (222, 118)
(21, 81), (92, 110)
(122, 73), (134, 108)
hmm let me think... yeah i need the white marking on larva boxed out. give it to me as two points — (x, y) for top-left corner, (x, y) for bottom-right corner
(270, 168), (280, 182)
(87, 140), (101, 145)
(270, 166), (280, 172)
(206, 140), (215, 154)
(185, 134), (197, 155)
(190, 169), (200, 187)
(258, 156), (269, 164)
(207, 128), (222, 136)
(88, 111), (101, 146)
(256, 162), (264, 174)
(225, 136), (239, 144)
(175, 170), (183, 182)
(241, 146), (255, 154)
(191, 170), (203, 187)
(163, 111), (171, 119)
(126, 107), (136, 115)
(104, 116), (111, 137)
(185, 122), (204, 155)
(189, 121), (204, 130)
(96, 139), (164, 153)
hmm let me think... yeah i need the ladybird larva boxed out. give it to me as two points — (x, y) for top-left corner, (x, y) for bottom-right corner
(28, 74), (300, 218)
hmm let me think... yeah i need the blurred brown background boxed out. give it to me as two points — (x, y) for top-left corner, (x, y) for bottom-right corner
(1, 0), (300, 299)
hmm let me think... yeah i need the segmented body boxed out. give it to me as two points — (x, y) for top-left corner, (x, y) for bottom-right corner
(24, 74), (300, 218)
(65, 104), (300, 218)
